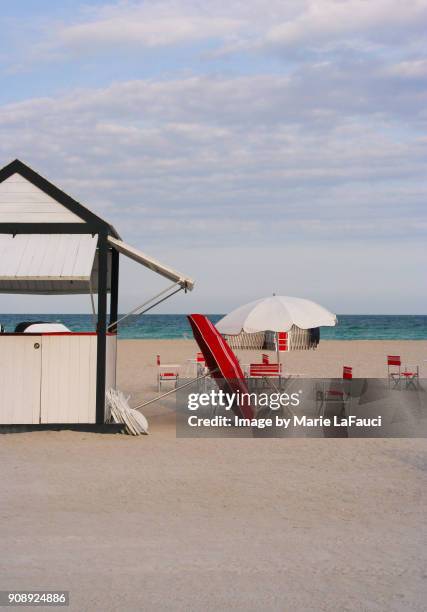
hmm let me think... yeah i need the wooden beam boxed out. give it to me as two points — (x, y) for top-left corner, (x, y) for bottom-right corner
(0, 223), (100, 234)
(95, 233), (109, 424)
(109, 248), (119, 333)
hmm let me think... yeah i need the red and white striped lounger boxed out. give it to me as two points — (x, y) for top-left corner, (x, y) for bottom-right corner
(187, 314), (253, 419)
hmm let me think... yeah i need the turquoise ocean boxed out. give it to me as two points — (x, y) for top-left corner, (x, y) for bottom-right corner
(0, 314), (426, 340)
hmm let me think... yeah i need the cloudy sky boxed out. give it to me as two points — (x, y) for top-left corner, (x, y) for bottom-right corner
(1, 0), (426, 314)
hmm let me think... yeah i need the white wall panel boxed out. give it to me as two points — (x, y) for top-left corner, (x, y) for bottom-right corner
(40, 335), (97, 423)
(0, 336), (41, 424)
(0, 334), (117, 425)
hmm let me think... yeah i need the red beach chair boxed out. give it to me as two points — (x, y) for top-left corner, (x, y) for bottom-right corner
(401, 364), (419, 388)
(196, 351), (206, 375)
(323, 366), (353, 402)
(277, 332), (288, 352)
(187, 314), (253, 419)
(249, 362), (282, 388)
(387, 356), (419, 388)
(156, 354), (180, 391)
(387, 355), (401, 387)
(343, 366), (353, 380)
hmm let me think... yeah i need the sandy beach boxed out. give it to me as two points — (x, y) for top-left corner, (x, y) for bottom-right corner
(1, 339), (426, 611)
(118, 339), (427, 409)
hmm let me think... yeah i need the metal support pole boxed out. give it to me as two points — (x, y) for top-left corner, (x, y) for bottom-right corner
(107, 282), (181, 330)
(96, 232), (108, 424)
(134, 370), (216, 410)
(109, 248), (119, 333)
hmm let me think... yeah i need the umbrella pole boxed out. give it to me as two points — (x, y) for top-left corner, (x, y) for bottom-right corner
(276, 331), (281, 388)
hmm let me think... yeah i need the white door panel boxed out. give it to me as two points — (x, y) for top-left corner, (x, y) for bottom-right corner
(0, 336), (41, 424)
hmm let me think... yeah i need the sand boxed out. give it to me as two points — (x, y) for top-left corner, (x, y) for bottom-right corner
(119, 339), (427, 409)
(1, 339), (426, 611)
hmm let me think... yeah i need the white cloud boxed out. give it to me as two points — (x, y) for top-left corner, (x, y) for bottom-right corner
(51, 0), (288, 50)
(21, 0), (426, 62)
(266, 0), (427, 48)
(387, 58), (427, 78)
(59, 14), (241, 50)
(0, 72), (425, 254)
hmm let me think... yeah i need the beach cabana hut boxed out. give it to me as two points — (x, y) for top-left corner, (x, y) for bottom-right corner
(0, 159), (194, 426)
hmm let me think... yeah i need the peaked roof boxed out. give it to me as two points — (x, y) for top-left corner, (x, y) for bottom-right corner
(0, 159), (120, 237)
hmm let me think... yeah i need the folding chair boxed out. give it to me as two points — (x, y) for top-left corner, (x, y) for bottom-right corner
(195, 351), (209, 391)
(196, 352), (207, 375)
(401, 364), (419, 388)
(156, 354), (180, 391)
(277, 332), (288, 352)
(387, 356), (401, 387)
(248, 362), (282, 389)
(318, 366), (353, 412)
(343, 366), (353, 380)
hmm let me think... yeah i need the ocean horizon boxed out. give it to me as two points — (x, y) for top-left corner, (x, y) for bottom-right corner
(0, 313), (426, 340)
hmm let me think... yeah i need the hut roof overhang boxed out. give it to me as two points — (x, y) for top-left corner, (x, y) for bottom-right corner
(0, 233), (100, 294)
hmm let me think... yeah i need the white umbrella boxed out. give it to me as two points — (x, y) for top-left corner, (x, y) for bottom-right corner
(216, 295), (337, 363)
(217, 296), (337, 334)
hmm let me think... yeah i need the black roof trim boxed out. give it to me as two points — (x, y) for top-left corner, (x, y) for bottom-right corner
(0, 159), (120, 238)
(0, 223), (103, 234)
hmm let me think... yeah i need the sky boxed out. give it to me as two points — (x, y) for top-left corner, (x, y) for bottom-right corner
(0, 0), (426, 314)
